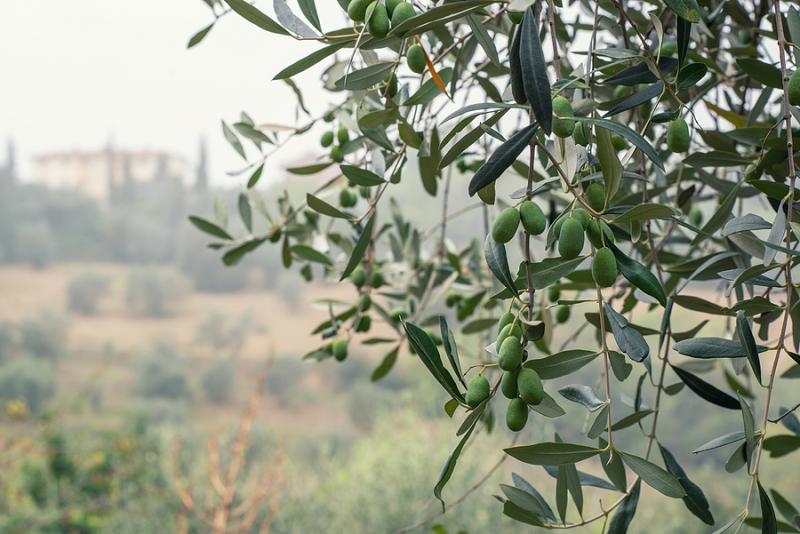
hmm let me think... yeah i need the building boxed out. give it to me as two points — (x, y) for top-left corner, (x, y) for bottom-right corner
(31, 144), (189, 202)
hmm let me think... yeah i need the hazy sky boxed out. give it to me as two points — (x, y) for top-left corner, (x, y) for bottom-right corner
(1, 0), (345, 187)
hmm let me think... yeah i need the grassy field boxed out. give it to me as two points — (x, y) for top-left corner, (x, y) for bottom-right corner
(0, 262), (798, 533)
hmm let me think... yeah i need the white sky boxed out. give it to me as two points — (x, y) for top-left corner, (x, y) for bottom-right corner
(1, 0), (345, 187)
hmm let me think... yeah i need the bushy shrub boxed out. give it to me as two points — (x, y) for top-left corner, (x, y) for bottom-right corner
(265, 358), (305, 406)
(0, 357), (55, 414)
(18, 312), (68, 360)
(125, 268), (189, 317)
(67, 271), (111, 315)
(346, 382), (393, 431)
(0, 321), (16, 363)
(15, 221), (56, 269)
(177, 228), (248, 293)
(134, 345), (191, 400)
(201, 359), (235, 404)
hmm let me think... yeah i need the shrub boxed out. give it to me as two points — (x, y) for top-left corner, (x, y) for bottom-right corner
(67, 271), (111, 315)
(201, 359), (235, 404)
(18, 312), (68, 360)
(265, 358), (305, 406)
(0, 357), (55, 414)
(15, 221), (56, 269)
(125, 268), (188, 317)
(134, 345), (191, 400)
(0, 321), (16, 363)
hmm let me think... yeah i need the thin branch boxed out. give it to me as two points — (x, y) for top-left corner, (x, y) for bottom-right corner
(740, 0), (797, 515)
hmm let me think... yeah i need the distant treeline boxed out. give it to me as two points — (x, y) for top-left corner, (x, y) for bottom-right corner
(0, 170), (282, 293)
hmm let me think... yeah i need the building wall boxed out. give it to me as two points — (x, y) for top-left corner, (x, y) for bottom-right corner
(31, 148), (188, 202)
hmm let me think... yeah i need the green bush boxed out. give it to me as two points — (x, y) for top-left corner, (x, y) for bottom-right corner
(265, 358), (305, 405)
(67, 271), (111, 315)
(125, 268), (188, 317)
(0, 357), (55, 414)
(134, 345), (191, 400)
(18, 312), (68, 360)
(201, 359), (235, 404)
(0, 321), (16, 363)
(15, 221), (56, 269)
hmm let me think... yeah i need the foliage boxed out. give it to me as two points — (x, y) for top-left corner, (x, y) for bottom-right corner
(0, 357), (55, 414)
(190, 0), (800, 531)
(15, 221), (56, 269)
(67, 271), (111, 315)
(134, 344), (192, 400)
(201, 359), (235, 404)
(1, 424), (174, 534)
(19, 312), (68, 361)
(125, 268), (189, 318)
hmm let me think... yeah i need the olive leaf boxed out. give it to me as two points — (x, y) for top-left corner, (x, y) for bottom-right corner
(670, 365), (741, 410)
(604, 56), (678, 85)
(736, 310), (762, 383)
(693, 431), (748, 454)
(334, 62), (396, 90)
(574, 117), (664, 171)
(558, 384), (606, 411)
(434, 408), (479, 510)
(607, 247), (667, 306)
(187, 23), (214, 48)
(439, 316), (466, 388)
(403, 321), (464, 403)
(596, 126), (623, 202)
(468, 123), (539, 196)
(607, 480), (641, 533)
(370, 346), (399, 381)
(388, 0), (493, 37)
(674, 337), (766, 359)
(189, 215), (233, 240)
(484, 235), (518, 296)
(617, 450), (685, 498)
(604, 82), (664, 118)
(542, 465), (616, 491)
(664, 0), (702, 22)
(604, 304), (650, 362)
(274, 41), (352, 79)
(658, 445), (714, 525)
(339, 214), (375, 280)
(519, 8), (552, 133)
(504, 442), (601, 465)
(757, 481), (778, 534)
(224, 0), (290, 35)
(523, 350), (599, 379)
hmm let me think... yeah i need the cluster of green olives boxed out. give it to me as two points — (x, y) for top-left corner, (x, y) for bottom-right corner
(349, 264), (385, 290)
(320, 125), (350, 162)
(552, 204), (619, 288)
(346, 0), (416, 38)
(323, 267), (387, 363)
(492, 183), (620, 293)
(339, 185), (371, 208)
(491, 200), (547, 243)
(465, 312), (545, 432)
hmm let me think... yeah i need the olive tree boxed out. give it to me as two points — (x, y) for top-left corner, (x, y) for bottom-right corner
(189, 0), (800, 530)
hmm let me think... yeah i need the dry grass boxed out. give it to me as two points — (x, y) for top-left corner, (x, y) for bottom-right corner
(0, 262), (376, 437)
(0, 262), (351, 358)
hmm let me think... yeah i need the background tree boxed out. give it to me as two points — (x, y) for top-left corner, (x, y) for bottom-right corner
(191, 0), (800, 531)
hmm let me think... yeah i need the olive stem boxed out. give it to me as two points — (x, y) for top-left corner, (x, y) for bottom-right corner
(738, 0), (796, 515)
(532, 138), (599, 217)
(591, 248), (615, 454)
